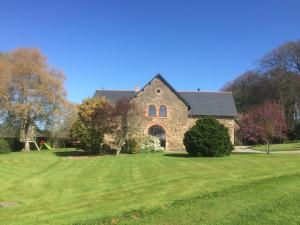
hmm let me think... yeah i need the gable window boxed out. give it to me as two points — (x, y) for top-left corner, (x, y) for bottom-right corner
(148, 105), (156, 117)
(159, 105), (167, 117)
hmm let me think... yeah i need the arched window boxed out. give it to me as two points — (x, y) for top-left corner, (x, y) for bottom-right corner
(148, 125), (166, 148)
(148, 105), (156, 117)
(159, 105), (167, 117)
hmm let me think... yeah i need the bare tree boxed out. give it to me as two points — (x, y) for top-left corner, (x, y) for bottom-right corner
(110, 97), (138, 155)
(91, 97), (140, 155)
(46, 102), (78, 148)
(260, 39), (300, 74)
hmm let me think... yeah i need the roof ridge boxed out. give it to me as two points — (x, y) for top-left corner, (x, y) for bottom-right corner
(179, 91), (232, 94)
(96, 90), (232, 94)
(96, 89), (135, 92)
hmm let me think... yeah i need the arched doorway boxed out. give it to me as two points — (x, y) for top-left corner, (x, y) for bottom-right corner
(148, 125), (166, 148)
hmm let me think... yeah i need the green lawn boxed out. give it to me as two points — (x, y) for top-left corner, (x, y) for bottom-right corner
(0, 149), (300, 225)
(251, 142), (300, 152)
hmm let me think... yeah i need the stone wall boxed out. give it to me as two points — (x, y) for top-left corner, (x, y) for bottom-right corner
(130, 77), (189, 150)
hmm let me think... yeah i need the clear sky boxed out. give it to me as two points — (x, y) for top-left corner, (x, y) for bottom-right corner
(0, 0), (300, 103)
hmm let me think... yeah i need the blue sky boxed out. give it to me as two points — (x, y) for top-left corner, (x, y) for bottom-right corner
(0, 0), (300, 103)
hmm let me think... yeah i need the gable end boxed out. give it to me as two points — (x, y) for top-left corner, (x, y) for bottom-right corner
(133, 73), (191, 109)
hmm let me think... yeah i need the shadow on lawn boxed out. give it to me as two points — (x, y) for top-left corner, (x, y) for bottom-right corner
(231, 152), (265, 155)
(54, 150), (90, 157)
(163, 153), (191, 158)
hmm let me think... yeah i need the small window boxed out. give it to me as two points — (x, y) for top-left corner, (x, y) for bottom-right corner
(159, 105), (167, 117)
(156, 89), (161, 94)
(148, 105), (156, 117)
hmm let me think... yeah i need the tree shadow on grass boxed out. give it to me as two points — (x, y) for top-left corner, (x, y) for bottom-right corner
(163, 153), (192, 158)
(231, 152), (265, 155)
(54, 149), (116, 158)
(54, 150), (91, 158)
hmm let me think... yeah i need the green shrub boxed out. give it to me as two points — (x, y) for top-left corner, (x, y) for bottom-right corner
(139, 136), (164, 153)
(183, 117), (233, 157)
(121, 139), (139, 154)
(69, 120), (103, 154)
(0, 138), (11, 154)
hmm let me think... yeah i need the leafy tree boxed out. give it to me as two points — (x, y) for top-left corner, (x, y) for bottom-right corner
(70, 97), (112, 154)
(183, 117), (233, 157)
(70, 97), (141, 155)
(240, 102), (287, 153)
(0, 48), (67, 151)
(69, 119), (103, 154)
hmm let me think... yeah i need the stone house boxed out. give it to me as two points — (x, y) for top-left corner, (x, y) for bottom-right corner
(94, 74), (237, 151)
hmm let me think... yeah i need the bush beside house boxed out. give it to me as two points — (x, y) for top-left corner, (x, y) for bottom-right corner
(184, 117), (233, 157)
(139, 136), (164, 153)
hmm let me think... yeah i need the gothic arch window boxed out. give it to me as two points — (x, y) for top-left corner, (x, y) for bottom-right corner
(148, 105), (156, 117)
(159, 105), (167, 117)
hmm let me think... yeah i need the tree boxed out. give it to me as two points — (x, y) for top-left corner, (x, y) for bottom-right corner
(240, 102), (287, 154)
(111, 97), (137, 155)
(70, 97), (141, 155)
(0, 48), (67, 151)
(93, 97), (139, 155)
(222, 39), (300, 133)
(46, 102), (78, 148)
(70, 97), (113, 154)
(260, 39), (300, 74)
(69, 119), (103, 154)
(222, 71), (271, 112)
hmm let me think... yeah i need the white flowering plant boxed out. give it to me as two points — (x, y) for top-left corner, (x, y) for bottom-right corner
(139, 135), (164, 153)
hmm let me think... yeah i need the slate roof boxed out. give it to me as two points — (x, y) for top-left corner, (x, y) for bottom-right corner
(94, 90), (136, 102)
(93, 74), (237, 117)
(179, 92), (237, 117)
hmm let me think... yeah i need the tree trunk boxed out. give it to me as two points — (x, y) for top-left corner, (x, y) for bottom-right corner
(21, 122), (31, 151)
(116, 140), (124, 156)
(266, 141), (271, 154)
(115, 138), (125, 156)
(23, 141), (31, 152)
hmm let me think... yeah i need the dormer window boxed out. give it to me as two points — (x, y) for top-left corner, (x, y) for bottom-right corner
(159, 105), (167, 117)
(148, 105), (156, 117)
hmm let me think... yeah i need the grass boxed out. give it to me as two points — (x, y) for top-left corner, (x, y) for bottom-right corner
(0, 149), (299, 225)
(251, 142), (300, 152)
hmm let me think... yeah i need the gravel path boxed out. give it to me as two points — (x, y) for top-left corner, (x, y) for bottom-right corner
(233, 146), (300, 154)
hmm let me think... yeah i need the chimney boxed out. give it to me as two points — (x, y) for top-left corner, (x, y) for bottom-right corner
(134, 86), (140, 92)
